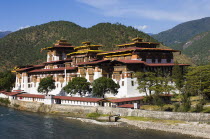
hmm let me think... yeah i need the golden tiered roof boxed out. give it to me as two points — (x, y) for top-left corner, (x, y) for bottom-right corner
(54, 39), (72, 45)
(74, 41), (102, 50)
(116, 37), (159, 47)
(67, 50), (104, 56)
(41, 40), (74, 51)
(67, 41), (104, 56)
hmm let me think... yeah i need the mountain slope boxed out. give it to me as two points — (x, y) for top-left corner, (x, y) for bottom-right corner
(153, 17), (210, 46)
(174, 31), (210, 65)
(0, 21), (192, 71)
(0, 31), (11, 38)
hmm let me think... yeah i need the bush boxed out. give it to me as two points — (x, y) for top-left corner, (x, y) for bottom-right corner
(0, 98), (10, 105)
(178, 103), (191, 112)
(143, 96), (153, 104)
(191, 100), (205, 112)
(173, 103), (180, 112)
(163, 106), (173, 112)
(202, 107), (210, 113)
(195, 103), (204, 112)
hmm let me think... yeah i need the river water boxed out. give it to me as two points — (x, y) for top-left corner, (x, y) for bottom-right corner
(0, 106), (201, 139)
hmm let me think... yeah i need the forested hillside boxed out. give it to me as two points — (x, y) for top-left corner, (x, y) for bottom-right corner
(0, 21), (192, 71)
(153, 17), (210, 46)
(172, 31), (210, 65)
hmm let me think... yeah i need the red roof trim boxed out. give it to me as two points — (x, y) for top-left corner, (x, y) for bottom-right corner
(53, 45), (75, 48)
(7, 92), (23, 96)
(43, 59), (72, 64)
(16, 65), (45, 72)
(29, 67), (77, 73)
(32, 65), (45, 68)
(13, 90), (24, 92)
(98, 47), (180, 55)
(117, 104), (134, 108)
(17, 94), (45, 98)
(0, 91), (23, 96)
(108, 96), (144, 103)
(77, 60), (110, 66)
(113, 60), (145, 64)
(146, 63), (190, 66)
(54, 96), (104, 102)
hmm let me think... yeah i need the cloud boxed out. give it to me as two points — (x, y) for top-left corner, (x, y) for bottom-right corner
(18, 25), (30, 30)
(77, 0), (119, 8)
(76, 0), (210, 22)
(134, 25), (148, 31)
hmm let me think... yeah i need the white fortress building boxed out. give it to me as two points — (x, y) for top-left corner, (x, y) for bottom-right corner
(13, 38), (188, 98)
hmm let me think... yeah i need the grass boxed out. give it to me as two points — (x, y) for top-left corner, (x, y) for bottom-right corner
(206, 102), (210, 105)
(86, 112), (101, 118)
(202, 107), (210, 113)
(124, 116), (186, 125)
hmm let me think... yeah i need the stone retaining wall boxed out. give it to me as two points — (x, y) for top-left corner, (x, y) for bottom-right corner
(9, 99), (210, 122)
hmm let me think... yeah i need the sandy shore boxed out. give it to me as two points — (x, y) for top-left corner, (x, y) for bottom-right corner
(119, 118), (210, 139)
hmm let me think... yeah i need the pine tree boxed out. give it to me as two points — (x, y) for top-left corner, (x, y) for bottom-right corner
(172, 61), (184, 92)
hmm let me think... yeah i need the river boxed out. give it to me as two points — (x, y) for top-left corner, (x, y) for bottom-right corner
(0, 106), (201, 139)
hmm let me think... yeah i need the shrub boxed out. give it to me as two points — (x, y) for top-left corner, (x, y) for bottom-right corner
(194, 103), (204, 112)
(173, 103), (180, 112)
(143, 96), (153, 104)
(202, 107), (210, 113)
(0, 98), (10, 105)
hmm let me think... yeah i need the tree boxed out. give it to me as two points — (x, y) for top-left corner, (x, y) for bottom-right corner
(0, 71), (15, 91)
(136, 71), (174, 104)
(172, 61), (184, 92)
(136, 72), (156, 96)
(92, 77), (120, 98)
(63, 77), (91, 96)
(186, 65), (210, 100)
(37, 76), (55, 95)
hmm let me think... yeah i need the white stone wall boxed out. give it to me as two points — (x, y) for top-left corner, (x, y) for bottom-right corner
(60, 100), (99, 106)
(93, 71), (102, 80)
(17, 97), (44, 103)
(105, 76), (141, 98)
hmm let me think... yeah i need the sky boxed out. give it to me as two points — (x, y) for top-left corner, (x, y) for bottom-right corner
(1, 0), (210, 34)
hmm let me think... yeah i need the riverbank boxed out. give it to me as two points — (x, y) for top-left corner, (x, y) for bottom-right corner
(120, 118), (210, 139)
(64, 116), (210, 139)
(66, 117), (125, 126)
(1, 99), (210, 139)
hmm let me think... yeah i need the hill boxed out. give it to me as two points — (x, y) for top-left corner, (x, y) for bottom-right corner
(0, 21), (192, 71)
(153, 17), (210, 46)
(173, 31), (210, 65)
(0, 31), (11, 38)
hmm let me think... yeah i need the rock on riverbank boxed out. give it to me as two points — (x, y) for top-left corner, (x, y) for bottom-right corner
(66, 117), (126, 126)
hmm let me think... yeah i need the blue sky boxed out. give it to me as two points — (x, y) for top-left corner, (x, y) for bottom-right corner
(1, 0), (210, 34)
